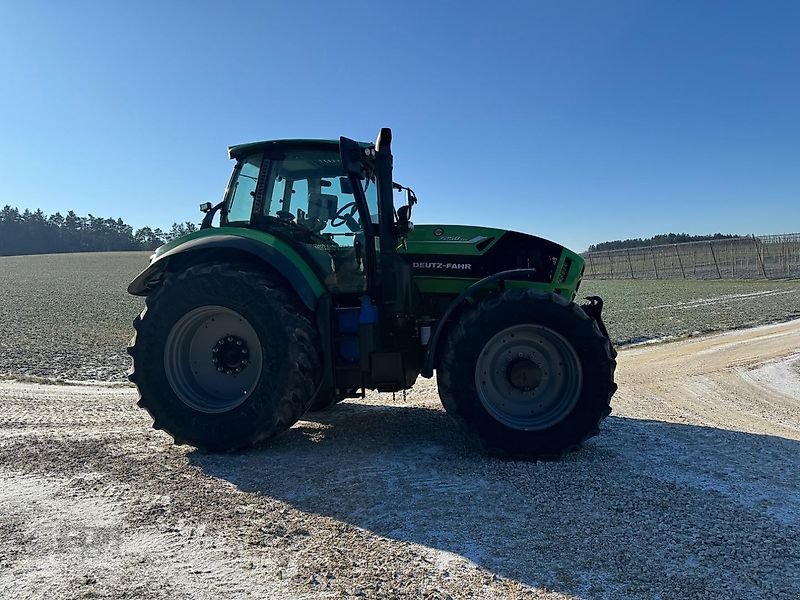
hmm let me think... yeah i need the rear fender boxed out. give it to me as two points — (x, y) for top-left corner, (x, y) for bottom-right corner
(127, 234), (325, 311)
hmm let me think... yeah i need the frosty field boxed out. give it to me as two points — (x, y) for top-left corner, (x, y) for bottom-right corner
(1, 251), (799, 381)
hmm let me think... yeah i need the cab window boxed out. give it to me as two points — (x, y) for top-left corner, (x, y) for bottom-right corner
(227, 155), (261, 223)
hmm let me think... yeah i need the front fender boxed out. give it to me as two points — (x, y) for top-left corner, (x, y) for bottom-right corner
(127, 231), (326, 311)
(421, 269), (539, 378)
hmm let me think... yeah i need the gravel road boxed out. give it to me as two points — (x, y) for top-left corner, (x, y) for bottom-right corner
(1, 320), (799, 599)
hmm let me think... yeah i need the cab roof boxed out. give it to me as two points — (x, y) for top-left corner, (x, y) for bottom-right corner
(228, 138), (372, 160)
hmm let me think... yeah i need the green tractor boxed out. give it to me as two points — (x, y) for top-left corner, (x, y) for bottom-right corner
(127, 128), (616, 458)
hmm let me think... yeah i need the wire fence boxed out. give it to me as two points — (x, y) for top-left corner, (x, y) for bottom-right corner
(583, 233), (800, 280)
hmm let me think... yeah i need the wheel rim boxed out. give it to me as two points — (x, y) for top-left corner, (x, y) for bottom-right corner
(164, 306), (263, 414)
(475, 324), (582, 431)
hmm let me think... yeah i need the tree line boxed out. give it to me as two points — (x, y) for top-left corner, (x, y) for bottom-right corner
(0, 205), (199, 256)
(587, 232), (740, 252)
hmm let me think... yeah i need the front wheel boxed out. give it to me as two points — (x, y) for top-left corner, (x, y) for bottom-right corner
(128, 263), (321, 452)
(437, 289), (616, 459)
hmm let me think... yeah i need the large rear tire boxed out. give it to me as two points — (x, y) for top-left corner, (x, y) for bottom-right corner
(437, 289), (616, 459)
(128, 263), (320, 452)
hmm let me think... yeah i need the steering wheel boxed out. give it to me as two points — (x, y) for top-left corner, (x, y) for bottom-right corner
(330, 201), (358, 227)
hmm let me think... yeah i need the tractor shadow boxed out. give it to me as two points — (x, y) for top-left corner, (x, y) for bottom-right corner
(189, 402), (800, 597)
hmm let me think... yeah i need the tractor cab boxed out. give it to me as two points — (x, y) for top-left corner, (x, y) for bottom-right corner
(221, 143), (371, 295)
(209, 132), (415, 299)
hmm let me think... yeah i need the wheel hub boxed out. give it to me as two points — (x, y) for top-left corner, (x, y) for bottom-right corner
(475, 324), (582, 431)
(211, 335), (250, 375)
(164, 305), (263, 414)
(506, 357), (543, 392)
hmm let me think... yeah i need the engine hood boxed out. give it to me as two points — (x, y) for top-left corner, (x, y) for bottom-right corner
(399, 224), (582, 287)
(403, 224), (507, 254)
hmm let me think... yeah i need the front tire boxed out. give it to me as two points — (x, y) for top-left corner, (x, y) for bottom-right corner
(437, 289), (616, 459)
(128, 263), (320, 452)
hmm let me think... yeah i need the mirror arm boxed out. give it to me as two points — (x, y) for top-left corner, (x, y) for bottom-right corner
(201, 201), (225, 229)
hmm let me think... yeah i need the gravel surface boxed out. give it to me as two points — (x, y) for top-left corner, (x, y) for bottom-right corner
(1, 320), (799, 599)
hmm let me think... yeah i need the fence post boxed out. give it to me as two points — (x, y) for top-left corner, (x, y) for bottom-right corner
(752, 234), (768, 279)
(650, 246), (659, 279)
(731, 241), (735, 278)
(587, 253), (597, 278)
(709, 242), (721, 279)
(626, 248), (635, 279)
(674, 244), (686, 279)
(608, 252), (614, 279)
(786, 242), (791, 278)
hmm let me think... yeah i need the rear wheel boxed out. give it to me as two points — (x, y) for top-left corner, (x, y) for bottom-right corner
(128, 263), (320, 452)
(437, 289), (616, 459)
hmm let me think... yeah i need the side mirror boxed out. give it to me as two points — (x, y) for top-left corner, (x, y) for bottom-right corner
(397, 204), (412, 234)
(339, 136), (364, 176)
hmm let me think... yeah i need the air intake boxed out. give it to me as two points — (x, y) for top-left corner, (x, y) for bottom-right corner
(559, 258), (573, 283)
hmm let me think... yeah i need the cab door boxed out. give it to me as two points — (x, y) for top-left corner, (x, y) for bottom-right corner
(245, 148), (380, 296)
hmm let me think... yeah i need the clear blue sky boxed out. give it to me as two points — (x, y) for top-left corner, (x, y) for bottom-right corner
(1, 1), (797, 251)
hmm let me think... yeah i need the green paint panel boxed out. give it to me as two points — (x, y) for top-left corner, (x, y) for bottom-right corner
(400, 224), (506, 256)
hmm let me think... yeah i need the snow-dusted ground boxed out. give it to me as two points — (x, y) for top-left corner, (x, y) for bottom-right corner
(741, 352), (800, 404)
(1, 320), (799, 599)
(646, 288), (798, 310)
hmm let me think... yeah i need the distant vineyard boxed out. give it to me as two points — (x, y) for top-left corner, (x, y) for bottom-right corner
(583, 233), (800, 280)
